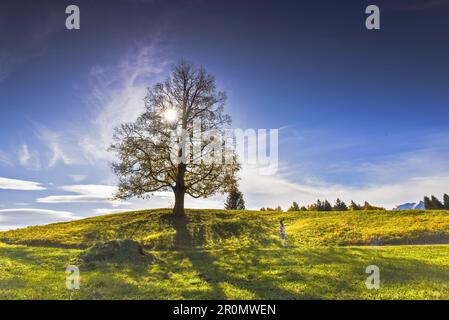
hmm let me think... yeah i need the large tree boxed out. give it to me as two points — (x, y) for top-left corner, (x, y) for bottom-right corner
(110, 61), (240, 215)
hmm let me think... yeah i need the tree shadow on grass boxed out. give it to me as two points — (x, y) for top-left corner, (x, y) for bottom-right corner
(163, 214), (300, 299)
(346, 246), (449, 285)
(287, 246), (449, 299)
(154, 217), (449, 299)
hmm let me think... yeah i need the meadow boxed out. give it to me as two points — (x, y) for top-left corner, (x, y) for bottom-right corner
(1, 209), (449, 299)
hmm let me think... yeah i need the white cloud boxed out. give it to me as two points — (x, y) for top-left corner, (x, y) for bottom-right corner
(32, 157), (449, 213)
(61, 184), (116, 197)
(36, 194), (112, 204)
(0, 177), (45, 191)
(0, 208), (80, 231)
(36, 184), (128, 206)
(239, 162), (449, 210)
(234, 137), (449, 210)
(0, 208), (75, 219)
(93, 208), (124, 215)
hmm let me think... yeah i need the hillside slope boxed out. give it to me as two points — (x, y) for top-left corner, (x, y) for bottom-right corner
(1, 209), (449, 249)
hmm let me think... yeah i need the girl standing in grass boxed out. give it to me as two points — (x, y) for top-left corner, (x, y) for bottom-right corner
(280, 219), (287, 248)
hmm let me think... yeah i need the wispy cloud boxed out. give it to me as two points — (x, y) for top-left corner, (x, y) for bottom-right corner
(36, 194), (113, 204)
(239, 150), (449, 210)
(79, 44), (167, 162)
(35, 125), (79, 168)
(36, 184), (126, 206)
(232, 129), (449, 210)
(18, 144), (41, 170)
(18, 144), (31, 166)
(0, 208), (79, 231)
(0, 177), (45, 191)
(0, 208), (74, 219)
(30, 44), (168, 170)
(0, 150), (12, 167)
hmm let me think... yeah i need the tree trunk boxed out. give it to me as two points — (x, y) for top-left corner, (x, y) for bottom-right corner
(173, 187), (185, 216)
(173, 163), (186, 215)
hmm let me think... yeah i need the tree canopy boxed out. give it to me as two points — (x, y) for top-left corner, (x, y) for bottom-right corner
(110, 61), (240, 215)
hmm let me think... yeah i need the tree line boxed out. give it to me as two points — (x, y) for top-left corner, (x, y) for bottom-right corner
(225, 188), (388, 212)
(424, 194), (449, 210)
(262, 199), (385, 212)
(224, 186), (449, 212)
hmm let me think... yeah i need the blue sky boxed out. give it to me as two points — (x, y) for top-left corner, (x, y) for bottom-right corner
(1, 0), (449, 230)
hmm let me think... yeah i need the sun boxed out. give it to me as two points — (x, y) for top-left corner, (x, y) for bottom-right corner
(163, 108), (177, 122)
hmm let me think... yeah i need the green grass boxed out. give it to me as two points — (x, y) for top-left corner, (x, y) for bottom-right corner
(1, 209), (449, 299)
(1, 209), (449, 249)
(1, 243), (449, 299)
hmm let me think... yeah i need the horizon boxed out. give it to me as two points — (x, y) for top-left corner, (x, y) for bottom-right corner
(1, 0), (449, 230)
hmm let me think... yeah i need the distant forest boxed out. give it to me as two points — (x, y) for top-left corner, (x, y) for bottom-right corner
(258, 194), (449, 212)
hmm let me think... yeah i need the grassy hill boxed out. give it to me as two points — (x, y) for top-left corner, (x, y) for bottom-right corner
(1, 209), (449, 249)
(1, 209), (449, 300)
